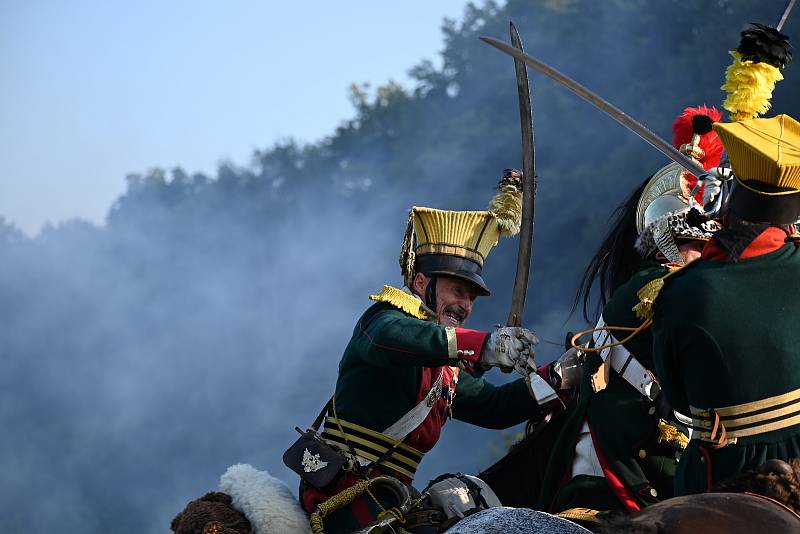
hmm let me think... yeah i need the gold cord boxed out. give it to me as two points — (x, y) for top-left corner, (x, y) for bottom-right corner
(309, 479), (373, 534)
(570, 319), (653, 353)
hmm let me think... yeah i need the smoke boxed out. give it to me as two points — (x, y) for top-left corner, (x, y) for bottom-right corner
(1, 1), (799, 532)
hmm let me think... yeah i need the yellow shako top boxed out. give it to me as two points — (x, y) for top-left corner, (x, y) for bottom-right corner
(398, 169), (523, 296)
(714, 114), (800, 224)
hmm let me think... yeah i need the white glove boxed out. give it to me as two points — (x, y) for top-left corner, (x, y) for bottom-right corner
(701, 175), (722, 206)
(480, 326), (538, 373)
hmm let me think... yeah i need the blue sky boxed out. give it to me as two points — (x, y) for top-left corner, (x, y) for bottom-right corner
(0, 1), (472, 234)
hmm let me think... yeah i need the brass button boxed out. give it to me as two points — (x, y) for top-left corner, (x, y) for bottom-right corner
(650, 488), (658, 497)
(638, 449), (647, 459)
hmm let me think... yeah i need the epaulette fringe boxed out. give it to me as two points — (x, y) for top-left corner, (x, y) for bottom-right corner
(658, 419), (689, 450)
(632, 260), (698, 320)
(369, 285), (433, 320)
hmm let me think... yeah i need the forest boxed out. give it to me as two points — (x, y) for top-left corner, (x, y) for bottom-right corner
(1, 1), (798, 531)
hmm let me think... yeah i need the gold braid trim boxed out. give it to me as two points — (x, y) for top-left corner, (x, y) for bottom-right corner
(658, 419), (689, 450)
(369, 285), (434, 320)
(556, 508), (603, 524)
(309, 479), (373, 534)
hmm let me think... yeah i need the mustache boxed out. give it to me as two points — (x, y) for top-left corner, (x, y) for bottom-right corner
(442, 304), (467, 320)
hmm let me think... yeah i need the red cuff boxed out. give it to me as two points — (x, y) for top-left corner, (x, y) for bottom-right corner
(454, 328), (488, 362)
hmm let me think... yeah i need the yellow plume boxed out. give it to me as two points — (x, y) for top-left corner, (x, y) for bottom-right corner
(721, 51), (783, 122)
(488, 185), (523, 237)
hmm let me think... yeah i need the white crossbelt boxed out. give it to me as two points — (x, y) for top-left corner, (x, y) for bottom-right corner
(528, 371), (559, 405)
(382, 368), (445, 440)
(593, 315), (660, 401)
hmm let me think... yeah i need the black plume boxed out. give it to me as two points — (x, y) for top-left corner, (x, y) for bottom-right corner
(691, 114), (714, 135)
(737, 23), (792, 69)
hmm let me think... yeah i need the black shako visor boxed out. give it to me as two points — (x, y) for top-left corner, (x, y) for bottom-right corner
(415, 253), (491, 296)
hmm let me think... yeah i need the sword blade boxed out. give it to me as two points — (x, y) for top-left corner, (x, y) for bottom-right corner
(777, 0), (796, 31)
(507, 22), (536, 328)
(480, 36), (707, 178)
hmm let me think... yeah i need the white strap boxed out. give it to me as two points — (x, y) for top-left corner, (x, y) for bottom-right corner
(594, 315), (660, 401)
(527, 372), (558, 405)
(673, 410), (693, 440)
(382, 368), (444, 440)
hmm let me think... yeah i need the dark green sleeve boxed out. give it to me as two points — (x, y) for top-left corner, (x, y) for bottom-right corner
(354, 307), (476, 368)
(451, 372), (544, 429)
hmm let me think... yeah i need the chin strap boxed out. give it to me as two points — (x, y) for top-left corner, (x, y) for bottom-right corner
(424, 275), (438, 313)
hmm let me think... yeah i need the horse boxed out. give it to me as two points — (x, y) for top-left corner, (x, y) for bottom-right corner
(481, 434), (800, 534)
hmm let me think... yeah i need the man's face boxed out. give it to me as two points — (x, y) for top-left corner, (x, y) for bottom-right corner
(413, 273), (478, 327)
(654, 239), (707, 264)
(677, 239), (706, 263)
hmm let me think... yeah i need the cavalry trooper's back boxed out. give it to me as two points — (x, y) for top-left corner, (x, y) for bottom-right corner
(650, 114), (800, 494)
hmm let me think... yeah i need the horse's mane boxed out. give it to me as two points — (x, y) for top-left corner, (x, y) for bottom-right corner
(572, 176), (651, 323)
(713, 458), (800, 515)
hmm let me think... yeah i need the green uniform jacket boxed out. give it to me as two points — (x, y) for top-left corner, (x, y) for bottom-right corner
(652, 234), (800, 494)
(541, 264), (684, 513)
(301, 287), (545, 533)
(333, 300), (543, 440)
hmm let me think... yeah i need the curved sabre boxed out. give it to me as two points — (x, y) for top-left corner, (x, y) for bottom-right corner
(480, 36), (707, 178)
(507, 22), (536, 328)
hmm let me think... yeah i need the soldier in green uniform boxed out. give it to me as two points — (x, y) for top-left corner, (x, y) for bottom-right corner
(650, 114), (800, 495)
(539, 107), (724, 518)
(298, 172), (555, 533)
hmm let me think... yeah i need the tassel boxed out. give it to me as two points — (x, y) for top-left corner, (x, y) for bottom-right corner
(722, 51), (784, 121)
(488, 169), (524, 237)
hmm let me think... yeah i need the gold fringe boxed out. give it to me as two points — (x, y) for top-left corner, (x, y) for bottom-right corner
(488, 185), (523, 237)
(370, 285), (433, 320)
(658, 419), (689, 450)
(632, 278), (665, 321)
(631, 259), (697, 321)
(721, 51), (783, 122)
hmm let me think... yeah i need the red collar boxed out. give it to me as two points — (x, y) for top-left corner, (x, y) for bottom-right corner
(702, 227), (790, 261)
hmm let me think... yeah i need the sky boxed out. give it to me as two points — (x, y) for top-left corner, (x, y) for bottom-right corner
(0, 1), (473, 235)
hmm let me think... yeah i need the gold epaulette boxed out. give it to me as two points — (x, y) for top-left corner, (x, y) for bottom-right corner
(632, 259), (698, 321)
(369, 285), (434, 320)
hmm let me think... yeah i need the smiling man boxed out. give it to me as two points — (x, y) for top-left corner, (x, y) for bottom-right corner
(298, 172), (553, 533)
